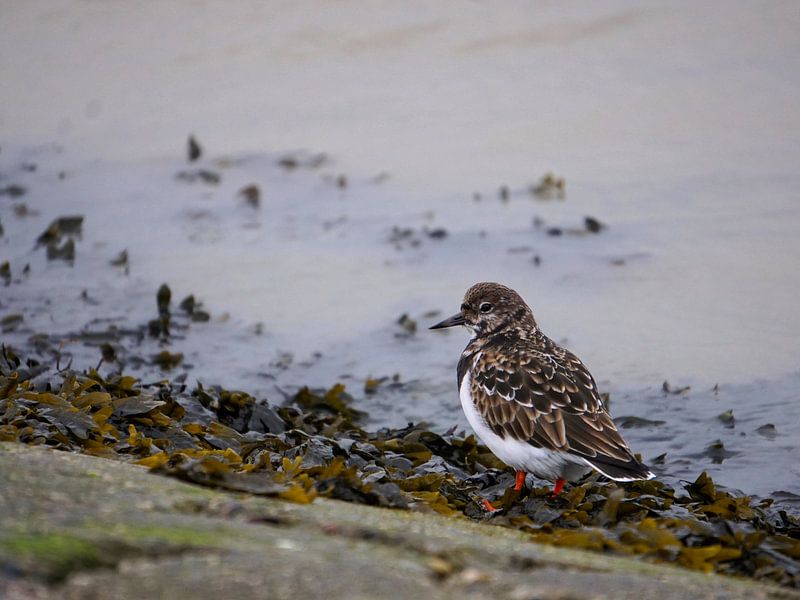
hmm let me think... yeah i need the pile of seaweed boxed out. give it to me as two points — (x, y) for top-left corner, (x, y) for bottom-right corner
(1, 348), (798, 589)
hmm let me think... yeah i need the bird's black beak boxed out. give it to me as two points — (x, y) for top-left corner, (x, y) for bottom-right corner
(429, 311), (465, 330)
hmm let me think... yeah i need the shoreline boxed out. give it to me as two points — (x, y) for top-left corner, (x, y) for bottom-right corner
(1, 334), (799, 590)
(1, 442), (796, 600)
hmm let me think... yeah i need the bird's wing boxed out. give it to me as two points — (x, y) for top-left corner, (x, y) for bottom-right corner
(470, 346), (648, 476)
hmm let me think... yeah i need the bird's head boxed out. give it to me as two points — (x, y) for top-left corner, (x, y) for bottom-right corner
(430, 282), (536, 337)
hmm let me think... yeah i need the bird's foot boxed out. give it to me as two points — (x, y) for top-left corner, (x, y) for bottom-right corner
(483, 471), (530, 512)
(551, 478), (566, 497)
(482, 498), (501, 512)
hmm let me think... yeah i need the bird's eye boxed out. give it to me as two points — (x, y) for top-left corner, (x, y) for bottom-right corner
(479, 302), (493, 313)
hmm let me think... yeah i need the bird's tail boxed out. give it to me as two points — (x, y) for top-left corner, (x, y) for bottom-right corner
(582, 454), (655, 482)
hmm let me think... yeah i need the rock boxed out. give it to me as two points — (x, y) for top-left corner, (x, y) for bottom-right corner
(0, 443), (789, 600)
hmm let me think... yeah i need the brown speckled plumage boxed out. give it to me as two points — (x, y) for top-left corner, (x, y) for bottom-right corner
(433, 282), (653, 482)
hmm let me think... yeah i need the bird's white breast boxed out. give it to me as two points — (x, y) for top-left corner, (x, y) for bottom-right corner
(459, 367), (589, 482)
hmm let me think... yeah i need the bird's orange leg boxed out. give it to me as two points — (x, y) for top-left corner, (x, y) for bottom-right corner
(514, 470), (526, 492)
(552, 478), (566, 496)
(482, 498), (499, 512)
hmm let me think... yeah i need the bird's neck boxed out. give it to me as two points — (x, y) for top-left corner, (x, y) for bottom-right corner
(465, 320), (542, 355)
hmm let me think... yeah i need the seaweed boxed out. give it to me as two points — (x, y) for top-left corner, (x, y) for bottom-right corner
(175, 170), (221, 185)
(277, 152), (328, 171)
(187, 135), (202, 162)
(1, 349), (798, 588)
(663, 380), (691, 395)
(0, 184), (27, 197)
(36, 216), (83, 248)
(110, 249), (128, 269)
(395, 314), (417, 337)
(584, 216), (605, 233)
(46, 239), (75, 262)
(530, 173), (565, 200)
(1, 314), (24, 333)
(238, 184), (260, 207)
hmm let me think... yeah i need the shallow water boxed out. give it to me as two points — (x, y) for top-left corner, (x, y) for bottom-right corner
(2, 1), (799, 501)
(2, 146), (799, 504)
